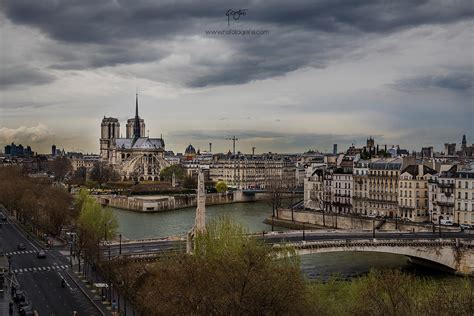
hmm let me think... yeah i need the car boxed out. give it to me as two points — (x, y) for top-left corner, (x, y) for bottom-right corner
(460, 224), (472, 230)
(17, 243), (26, 251)
(36, 250), (46, 258)
(440, 219), (453, 226)
(1, 214), (7, 221)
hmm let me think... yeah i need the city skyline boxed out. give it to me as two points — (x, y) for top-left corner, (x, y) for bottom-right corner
(1, 1), (473, 154)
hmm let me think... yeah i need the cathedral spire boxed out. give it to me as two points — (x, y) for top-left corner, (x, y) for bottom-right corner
(133, 93), (141, 140)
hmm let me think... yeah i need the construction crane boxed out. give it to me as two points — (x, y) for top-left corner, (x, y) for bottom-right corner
(226, 136), (239, 155)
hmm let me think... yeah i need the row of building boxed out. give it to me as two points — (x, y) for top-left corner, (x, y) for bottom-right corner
(304, 155), (474, 226)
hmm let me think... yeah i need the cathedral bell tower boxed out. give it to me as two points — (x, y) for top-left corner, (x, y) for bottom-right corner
(100, 117), (120, 160)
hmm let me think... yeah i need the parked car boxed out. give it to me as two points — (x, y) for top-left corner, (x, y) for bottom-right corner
(460, 224), (472, 230)
(17, 243), (26, 251)
(440, 219), (453, 226)
(36, 250), (46, 259)
(1, 214), (7, 221)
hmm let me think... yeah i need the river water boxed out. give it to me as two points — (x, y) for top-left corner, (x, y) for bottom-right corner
(110, 202), (445, 280)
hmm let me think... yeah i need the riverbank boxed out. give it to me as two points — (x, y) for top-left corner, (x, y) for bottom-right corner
(95, 191), (275, 212)
(272, 208), (461, 233)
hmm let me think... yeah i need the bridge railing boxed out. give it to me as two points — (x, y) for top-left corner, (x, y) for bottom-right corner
(274, 238), (473, 249)
(100, 236), (186, 247)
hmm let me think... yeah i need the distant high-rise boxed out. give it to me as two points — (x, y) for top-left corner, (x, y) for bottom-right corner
(333, 144), (337, 155)
(52, 144), (57, 156)
(462, 134), (467, 150)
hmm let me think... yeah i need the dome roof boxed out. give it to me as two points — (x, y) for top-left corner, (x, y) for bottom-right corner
(185, 144), (196, 154)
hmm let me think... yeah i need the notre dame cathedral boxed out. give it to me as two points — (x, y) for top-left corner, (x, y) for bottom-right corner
(99, 94), (169, 181)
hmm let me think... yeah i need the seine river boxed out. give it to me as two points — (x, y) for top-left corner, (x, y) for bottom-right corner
(110, 202), (444, 280)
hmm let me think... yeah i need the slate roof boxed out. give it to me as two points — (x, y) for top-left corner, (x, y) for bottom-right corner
(115, 137), (165, 150)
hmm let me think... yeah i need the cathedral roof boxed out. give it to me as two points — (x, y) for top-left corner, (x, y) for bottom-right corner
(115, 137), (164, 150)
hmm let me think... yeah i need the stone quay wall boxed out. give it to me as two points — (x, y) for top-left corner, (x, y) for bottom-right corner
(274, 209), (460, 233)
(96, 191), (268, 212)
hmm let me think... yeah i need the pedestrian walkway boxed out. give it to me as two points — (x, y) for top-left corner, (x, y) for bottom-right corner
(13, 264), (69, 274)
(67, 267), (112, 316)
(5, 250), (38, 256)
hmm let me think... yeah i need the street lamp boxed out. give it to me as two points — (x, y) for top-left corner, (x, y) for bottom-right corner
(119, 234), (122, 255)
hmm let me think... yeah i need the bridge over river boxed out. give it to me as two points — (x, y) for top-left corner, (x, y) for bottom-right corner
(99, 230), (474, 276)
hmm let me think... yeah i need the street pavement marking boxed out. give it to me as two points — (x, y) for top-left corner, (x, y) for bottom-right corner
(5, 250), (36, 256)
(13, 265), (69, 274)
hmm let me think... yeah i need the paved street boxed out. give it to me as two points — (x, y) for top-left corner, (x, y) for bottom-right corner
(0, 215), (101, 315)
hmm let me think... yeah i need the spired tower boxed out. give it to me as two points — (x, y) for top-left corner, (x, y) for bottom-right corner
(126, 93), (146, 138)
(100, 117), (120, 160)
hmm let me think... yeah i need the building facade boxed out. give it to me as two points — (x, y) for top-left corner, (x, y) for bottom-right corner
(353, 159), (369, 215)
(209, 155), (296, 189)
(99, 94), (169, 181)
(455, 164), (474, 225)
(398, 164), (436, 222)
(367, 158), (402, 218)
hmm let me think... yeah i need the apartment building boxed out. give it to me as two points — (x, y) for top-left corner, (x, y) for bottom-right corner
(455, 164), (474, 225)
(353, 159), (369, 215)
(367, 158), (402, 218)
(398, 164), (436, 222)
(332, 168), (353, 213)
(209, 155), (296, 189)
(428, 165), (456, 223)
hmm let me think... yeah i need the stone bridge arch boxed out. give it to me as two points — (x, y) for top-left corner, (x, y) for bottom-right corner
(285, 239), (474, 276)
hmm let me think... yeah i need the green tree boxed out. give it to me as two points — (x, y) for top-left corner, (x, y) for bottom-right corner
(132, 217), (308, 315)
(160, 164), (185, 182)
(74, 190), (118, 270)
(215, 181), (228, 193)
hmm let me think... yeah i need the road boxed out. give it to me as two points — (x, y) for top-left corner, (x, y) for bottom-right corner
(0, 216), (100, 315)
(101, 230), (474, 258)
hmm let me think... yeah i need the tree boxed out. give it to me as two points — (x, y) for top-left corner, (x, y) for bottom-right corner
(215, 181), (228, 193)
(48, 156), (72, 182)
(42, 186), (73, 236)
(69, 167), (87, 186)
(90, 161), (120, 185)
(131, 217), (308, 315)
(182, 175), (197, 189)
(160, 165), (185, 182)
(74, 190), (118, 270)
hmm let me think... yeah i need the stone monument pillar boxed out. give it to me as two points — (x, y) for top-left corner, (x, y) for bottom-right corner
(195, 170), (206, 232)
(186, 170), (206, 253)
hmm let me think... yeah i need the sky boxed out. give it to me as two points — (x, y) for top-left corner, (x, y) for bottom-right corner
(0, 0), (473, 155)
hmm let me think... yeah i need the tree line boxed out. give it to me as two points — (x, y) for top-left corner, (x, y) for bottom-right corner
(0, 166), (72, 236)
(100, 217), (473, 316)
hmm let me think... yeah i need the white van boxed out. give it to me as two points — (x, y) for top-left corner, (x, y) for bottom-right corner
(440, 219), (453, 226)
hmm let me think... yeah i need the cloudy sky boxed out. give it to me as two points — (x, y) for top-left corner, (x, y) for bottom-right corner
(0, 0), (473, 155)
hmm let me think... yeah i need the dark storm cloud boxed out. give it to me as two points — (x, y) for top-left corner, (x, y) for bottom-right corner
(0, 65), (55, 88)
(393, 72), (474, 92)
(2, 0), (473, 87)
